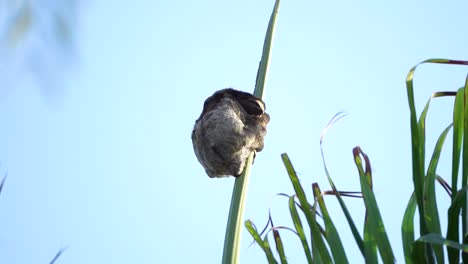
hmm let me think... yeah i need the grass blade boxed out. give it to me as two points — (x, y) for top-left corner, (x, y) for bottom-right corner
(463, 75), (468, 238)
(320, 113), (365, 257)
(281, 153), (333, 263)
(312, 183), (349, 263)
(423, 124), (452, 263)
(353, 147), (395, 263)
(447, 87), (464, 263)
(402, 192), (417, 264)
(272, 227), (288, 264)
(254, 0), (280, 99)
(288, 196), (313, 263)
(450, 87), (464, 195)
(245, 220), (278, 264)
(222, 1), (280, 263)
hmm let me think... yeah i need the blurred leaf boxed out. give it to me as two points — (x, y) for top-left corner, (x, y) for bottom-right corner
(0, 175), (6, 195)
(49, 247), (66, 264)
(4, 3), (33, 47)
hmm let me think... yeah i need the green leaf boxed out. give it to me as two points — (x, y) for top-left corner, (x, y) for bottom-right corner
(245, 220), (278, 264)
(288, 196), (313, 263)
(406, 62), (427, 236)
(402, 192), (417, 264)
(353, 147), (395, 263)
(446, 186), (468, 263)
(312, 183), (349, 263)
(281, 153), (332, 263)
(319, 113), (365, 257)
(254, 0), (280, 99)
(222, 1), (280, 263)
(272, 227), (288, 264)
(423, 124), (452, 263)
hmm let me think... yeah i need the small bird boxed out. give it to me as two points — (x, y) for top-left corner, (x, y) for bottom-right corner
(192, 88), (270, 178)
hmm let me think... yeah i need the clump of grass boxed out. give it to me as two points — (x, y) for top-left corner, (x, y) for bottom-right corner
(245, 59), (468, 263)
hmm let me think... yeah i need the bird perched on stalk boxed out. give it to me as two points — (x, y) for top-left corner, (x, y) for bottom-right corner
(192, 88), (270, 178)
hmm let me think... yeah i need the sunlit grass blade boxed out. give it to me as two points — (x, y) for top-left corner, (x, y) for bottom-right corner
(417, 233), (468, 252)
(402, 192), (417, 264)
(288, 196), (313, 263)
(353, 147), (395, 263)
(245, 220), (278, 264)
(406, 62), (427, 235)
(281, 153), (333, 263)
(222, 1), (279, 263)
(312, 183), (349, 263)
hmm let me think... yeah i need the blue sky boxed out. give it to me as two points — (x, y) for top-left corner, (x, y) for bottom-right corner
(1, 0), (468, 263)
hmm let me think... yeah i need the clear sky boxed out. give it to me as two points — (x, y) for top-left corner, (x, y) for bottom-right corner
(1, 0), (468, 263)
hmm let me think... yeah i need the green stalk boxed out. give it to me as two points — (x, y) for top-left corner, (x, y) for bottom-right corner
(222, 1), (280, 263)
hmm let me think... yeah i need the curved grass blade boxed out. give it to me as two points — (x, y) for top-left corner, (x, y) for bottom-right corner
(288, 196), (313, 263)
(353, 147), (395, 263)
(406, 59), (468, 238)
(245, 220), (278, 264)
(402, 192), (417, 264)
(320, 113), (365, 257)
(281, 153), (332, 263)
(423, 124), (452, 263)
(312, 183), (349, 263)
(406, 62), (428, 236)
(222, 1), (280, 263)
